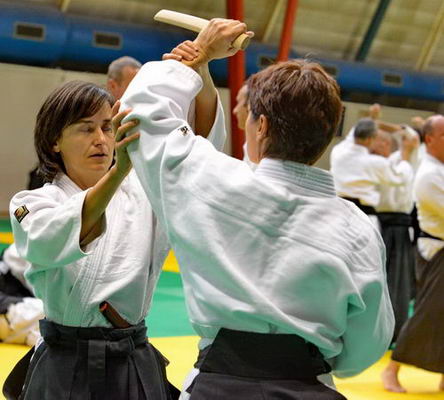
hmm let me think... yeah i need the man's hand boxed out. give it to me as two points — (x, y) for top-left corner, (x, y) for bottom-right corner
(411, 116), (425, 131)
(400, 131), (420, 161)
(368, 103), (381, 120)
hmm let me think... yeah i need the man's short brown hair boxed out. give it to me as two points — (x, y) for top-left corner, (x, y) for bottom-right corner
(34, 81), (113, 182)
(247, 59), (342, 165)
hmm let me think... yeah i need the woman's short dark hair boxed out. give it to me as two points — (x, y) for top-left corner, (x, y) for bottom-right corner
(248, 59), (342, 165)
(34, 80), (113, 182)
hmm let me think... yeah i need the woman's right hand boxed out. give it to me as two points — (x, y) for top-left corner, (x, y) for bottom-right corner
(111, 100), (140, 177)
(162, 40), (200, 64)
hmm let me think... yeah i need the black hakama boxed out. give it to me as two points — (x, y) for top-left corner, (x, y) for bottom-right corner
(186, 328), (347, 400)
(3, 319), (179, 400)
(392, 247), (444, 372)
(377, 212), (415, 342)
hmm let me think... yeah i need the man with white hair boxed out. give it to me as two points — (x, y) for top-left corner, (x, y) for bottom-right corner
(382, 115), (444, 392)
(106, 56), (142, 100)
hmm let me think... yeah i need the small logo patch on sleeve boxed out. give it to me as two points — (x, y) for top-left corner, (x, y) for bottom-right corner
(179, 126), (190, 136)
(14, 205), (29, 224)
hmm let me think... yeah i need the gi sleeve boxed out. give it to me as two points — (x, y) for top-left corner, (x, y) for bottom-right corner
(120, 60), (210, 225)
(331, 238), (395, 377)
(10, 187), (103, 269)
(372, 156), (413, 187)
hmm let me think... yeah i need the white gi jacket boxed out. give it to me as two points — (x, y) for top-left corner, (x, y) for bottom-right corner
(10, 98), (226, 327)
(414, 153), (444, 260)
(329, 127), (354, 168)
(331, 143), (413, 207)
(121, 60), (394, 378)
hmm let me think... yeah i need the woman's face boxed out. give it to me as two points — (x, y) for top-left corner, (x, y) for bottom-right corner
(53, 102), (114, 189)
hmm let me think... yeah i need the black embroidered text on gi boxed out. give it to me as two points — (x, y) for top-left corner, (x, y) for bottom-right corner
(179, 126), (190, 136)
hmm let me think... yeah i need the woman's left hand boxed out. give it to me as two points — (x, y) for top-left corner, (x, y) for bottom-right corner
(111, 100), (140, 176)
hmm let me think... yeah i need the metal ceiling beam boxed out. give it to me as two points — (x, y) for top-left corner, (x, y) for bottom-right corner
(415, 1), (444, 71)
(59, 0), (72, 13)
(355, 0), (392, 62)
(277, 0), (299, 61)
(262, 0), (285, 43)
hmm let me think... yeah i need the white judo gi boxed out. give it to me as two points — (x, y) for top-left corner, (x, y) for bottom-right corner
(7, 91), (225, 400)
(331, 143), (413, 209)
(10, 100), (226, 328)
(414, 153), (444, 260)
(0, 244), (43, 346)
(120, 60), (394, 393)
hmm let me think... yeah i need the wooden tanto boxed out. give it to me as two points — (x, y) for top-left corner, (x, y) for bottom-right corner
(154, 9), (250, 50)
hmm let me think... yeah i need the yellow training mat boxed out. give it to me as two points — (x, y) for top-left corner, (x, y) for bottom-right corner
(0, 343), (29, 400)
(162, 250), (180, 273)
(0, 233), (13, 245)
(335, 352), (444, 399)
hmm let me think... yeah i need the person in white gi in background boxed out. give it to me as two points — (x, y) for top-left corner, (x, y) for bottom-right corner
(0, 243), (43, 346)
(370, 130), (419, 343)
(329, 104), (402, 168)
(382, 115), (444, 393)
(6, 46), (226, 399)
(331, 118), (415, 226)
(119, 18), (394, 400)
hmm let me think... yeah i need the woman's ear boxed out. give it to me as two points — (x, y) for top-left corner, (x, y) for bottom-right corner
(256, 114), (270, 161)
(257, 114), (269, 140)
(53, 141), (60, 153)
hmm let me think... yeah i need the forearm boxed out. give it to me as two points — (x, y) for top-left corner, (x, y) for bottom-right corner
(194, 64), (218, 138)
(80, 166), (125, 244)
(376, 120), (402, 133)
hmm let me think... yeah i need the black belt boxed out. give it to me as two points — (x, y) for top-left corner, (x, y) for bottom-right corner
(419, 230), (443, 241)
(39, 319), (147, 394)
(377, 212), (412, 227)
(193, 328), (330, 381)
(342, 197), (377, 215)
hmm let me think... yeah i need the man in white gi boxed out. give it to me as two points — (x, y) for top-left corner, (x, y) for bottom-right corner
(331, 118), (415, 225)
(371, 129), (419, 342)
(120, 19), (394, 399)
(329, 104), (401, 168)
(383, 115), (444, 392)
